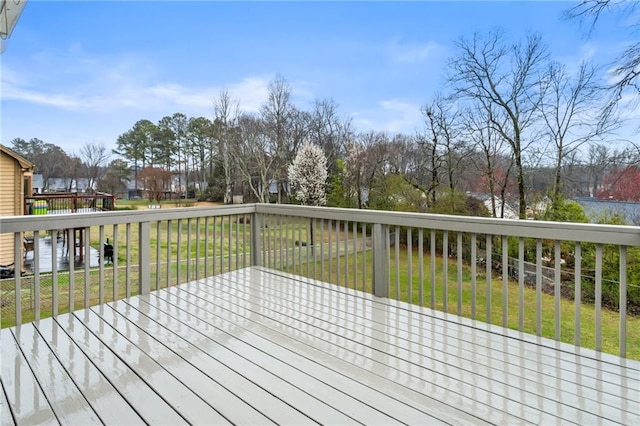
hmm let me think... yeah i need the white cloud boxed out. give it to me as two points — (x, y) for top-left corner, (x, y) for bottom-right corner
(1, 50), (276, 117)
(353, 99), (423, 134)
(388, 39), (440, 63)
(555, 43), (598, 72)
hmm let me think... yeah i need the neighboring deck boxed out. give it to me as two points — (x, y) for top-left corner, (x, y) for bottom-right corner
(1, 267), (639, 425)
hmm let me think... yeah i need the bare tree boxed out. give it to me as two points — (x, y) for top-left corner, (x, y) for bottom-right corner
(421, 96), (470, 198)
(233, 114), (275, 203)
(344, 140), (367, 208)
(419, 98), (447, 205)
(261, 75), (295, 203)
(449, 30), (548, 218)
(537, 61), (616, 206)
(308, 98), (352, 175)
(462, 104), (512, 217)
(213, 89), (240, 204)
(79, 142), (110, 191)
(585, 142), (612, 197)
(566, 1), (640, 115)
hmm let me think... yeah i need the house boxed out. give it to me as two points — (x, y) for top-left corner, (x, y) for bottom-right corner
(0, 144), (34, 266)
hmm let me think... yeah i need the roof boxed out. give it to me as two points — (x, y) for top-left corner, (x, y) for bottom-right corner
(0, 144), (34, 170)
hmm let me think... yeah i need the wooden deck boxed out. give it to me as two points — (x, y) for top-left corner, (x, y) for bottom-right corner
(1, 267), (638, 425)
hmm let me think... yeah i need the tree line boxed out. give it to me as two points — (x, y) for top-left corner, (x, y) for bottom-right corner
(9, 1), (640, 218)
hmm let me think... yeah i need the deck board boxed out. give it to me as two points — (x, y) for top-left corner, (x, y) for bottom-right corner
(32, 319), (144, 425)
(190, 271), (576, 424)
(2, 266), (639, 425)
(126, 297), (404, 425)
(1, 329), (58, 425)
(217, 269), (636, 422)
(0, 380), (15, 426)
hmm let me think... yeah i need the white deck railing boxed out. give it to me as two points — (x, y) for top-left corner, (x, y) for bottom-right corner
(1, 204), (639, 358)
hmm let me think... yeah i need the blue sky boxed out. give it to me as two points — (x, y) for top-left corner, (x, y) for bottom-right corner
(0, 1), (633, 155)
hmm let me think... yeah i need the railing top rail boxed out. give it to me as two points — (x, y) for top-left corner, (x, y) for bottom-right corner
(256, 204), (640, 246)
(26, 193), (113, 199)
(3, 202), (638, 246)
(0, 204), (256, 233)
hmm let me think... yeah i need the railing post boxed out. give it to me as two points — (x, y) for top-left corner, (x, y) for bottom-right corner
(251, 212), (262, 266)
(373, 223), (389, 298)
(139, 221), (151, 295)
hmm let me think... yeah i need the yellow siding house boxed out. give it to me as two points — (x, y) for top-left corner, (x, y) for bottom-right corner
(0, 144), (34, 266)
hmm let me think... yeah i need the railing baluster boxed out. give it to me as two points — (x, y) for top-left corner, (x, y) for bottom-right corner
(595, 243), (603, 352)
(306, 217), (310, 277)
(186, 218), (192, 280)
(386, 226), (391, 297)
(418, 229), (424, 307)
(242, 215), (247, 268)
(51, 230), (59, 318)
(443, 231), (448, 312)
(362, 223), (366, 292)
(284, 216), (289, 271)
(113, 224), (119, 298)
(336, 220), (341, 286)
(228, 216), (232, 273)
(97, 226), (104, 303)
(13, 234), (21, 324)
(344, 221), (349, 287)
(219, 216), (224, 273)
(295, 217), (300, 275)
(372, 223), (389, 298)
(554, 240), (562, 341)
(328, 220), (332, 281)
(156, 221), (161, 289)
(574, 242), (582, 347)
(297, 216), (301, 274)
(279, 215), (284, 270)
(502, 235), (508, 328)
(457, 232), (462, 316)
(166, 220), (172, 286)
(67, 228), (76, 312)
(176, 220), (182, 285)
(285, 216), (296, 273)
(619, 245), (627, 358)
(196, 218), (201, 280)
(33, 231), (40, 320)
(518, 237), (525, 331)
(471, 233), (477, 320)
(265, 215), (271, 269)
(312, 219), (317, 279)
(352, 221), (357, 289)
(84, 226), (91, 306)
(407, 227), (412, 303)
(536, 239), (543, 336)
(138, 221), (150, 295)
(486, 235), (492, 323)
(395, 226), (400, 300)
(250, 213), (260, 267)
(430, 229), (436, 309)
(320, 219), (325, 281)
(126, 223), (132, 297)
(235, 216), (239, 271)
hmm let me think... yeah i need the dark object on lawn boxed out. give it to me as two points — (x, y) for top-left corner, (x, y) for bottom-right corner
(102, 239), (114, 264)
(0, 263), (15, 279)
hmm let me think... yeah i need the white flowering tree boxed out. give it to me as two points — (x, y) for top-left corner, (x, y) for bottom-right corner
(288, 141), (328, 207)
(288, 142), (328, 248)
